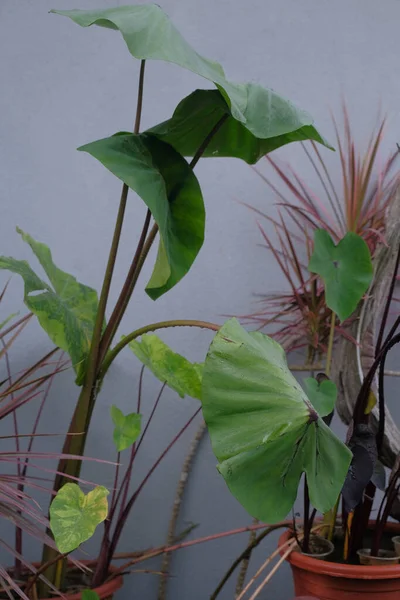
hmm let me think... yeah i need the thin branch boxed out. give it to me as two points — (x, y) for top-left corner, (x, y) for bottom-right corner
(210, 522), (290, 600)
(158, 420), (207, 600)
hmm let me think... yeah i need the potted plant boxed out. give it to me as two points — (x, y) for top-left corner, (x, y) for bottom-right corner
(198, 120), (400, 598)
(1, 4), (332, 598)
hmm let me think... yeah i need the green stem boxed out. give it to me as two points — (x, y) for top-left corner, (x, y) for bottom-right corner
(325, 310), (336, 377)
(100, 319), (220, 380)
(97, 210), (153, 364)
(39, 61), (147, 596)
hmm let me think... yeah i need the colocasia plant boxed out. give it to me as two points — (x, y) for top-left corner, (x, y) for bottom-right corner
(0, 4), (360, 599)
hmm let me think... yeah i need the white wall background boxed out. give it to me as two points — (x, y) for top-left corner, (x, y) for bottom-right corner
(1, 1), (400, 598)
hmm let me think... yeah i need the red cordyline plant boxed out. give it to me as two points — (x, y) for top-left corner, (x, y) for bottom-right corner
(244, 107), (400, 358)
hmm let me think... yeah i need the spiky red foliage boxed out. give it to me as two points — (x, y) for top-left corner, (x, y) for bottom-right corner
(246, 108), (400, 355)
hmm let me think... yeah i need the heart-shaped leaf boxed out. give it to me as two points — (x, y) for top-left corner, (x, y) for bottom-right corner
(308, 230), (373, 322)
(304, 377), (337, 418)
(148, 89), (331, 164)
(111, 405), (141, 452)
(0, 229), (99, 381)
(201, 319), (351, 523)
(51, 5), (330, 149)
(49, 483), (109, 553)
(128, 334), (203, 400)
(79, 135), (204, 300)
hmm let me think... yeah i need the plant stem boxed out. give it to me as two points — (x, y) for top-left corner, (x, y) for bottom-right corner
(235, 538), (296, 600)
(158, 420), (206, 600)
(106, 408), (202, 566)
(39, 60), (147, 596)
(302, 478), (310, 553)
(100, 320), (220, 379)
(235, 518), (258, 596)
(325, 310), (336, 377)
(375, 240), (400, 356)
(108, 523), (274, 578)
(98, 210), (151, 364)
(210, 522), (290, 600)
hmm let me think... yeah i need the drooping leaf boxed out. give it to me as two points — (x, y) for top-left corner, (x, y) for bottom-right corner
(82, 591), (100, 600)
(0, 229), (99, 380)
(49, 483), (109, 554)
(128, 334), (203, 399)
(342, 424), (377, 511)
(148, 89), (331, 164)
(201, 318), (351, 523)
(110, 405), (141, 452)
(308, 230), (373, 322)
(304, 376), (337, 418)
(79, 134), (204, 300)
(51, 5), (330, 148)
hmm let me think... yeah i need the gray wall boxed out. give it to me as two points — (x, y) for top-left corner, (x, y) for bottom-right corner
(1, 1), (400, 598)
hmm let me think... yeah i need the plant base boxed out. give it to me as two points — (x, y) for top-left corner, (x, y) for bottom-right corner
(0, 563), (123, 600)
(279, 522), (400, 599)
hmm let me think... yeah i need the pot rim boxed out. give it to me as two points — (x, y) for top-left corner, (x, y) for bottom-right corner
(279, 521), (400, 580)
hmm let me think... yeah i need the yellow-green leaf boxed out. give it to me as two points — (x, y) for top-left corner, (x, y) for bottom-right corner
(49, 483), (109, 553)
(128, 333), (203, 399)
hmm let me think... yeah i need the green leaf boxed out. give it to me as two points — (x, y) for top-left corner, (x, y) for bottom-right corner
(0, 229), (99, 380)
(304, 377), (337, 418)
(148, 89), (332, 164)
(201, 318), (351, 523)
(52, 5), (331, 151)
(49, 483), (109, 553)
(308, 230), (373, 322)
(82, 592), (100, 600)
(128, 333), (203, 399)
(79, 135), (204, 300)
(110, 405), (141, 452)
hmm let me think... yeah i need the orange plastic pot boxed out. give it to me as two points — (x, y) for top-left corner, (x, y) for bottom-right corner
(279, 522), (400, 599)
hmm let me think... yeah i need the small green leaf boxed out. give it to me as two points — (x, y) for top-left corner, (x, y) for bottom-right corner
(49, 483), (109, 553)
(304, 377), (337, 418)
(0, 229), (99, 381)
(79, 135), (204, 300)
(308, 230), (373, 322)
(110, 405), (141, 452)
(148, 89), (332, 164)
(202, 319), (351, 523)
(128, 334), (203, 399)
(52, 6), (331, 152)
(82, 592), (100, 600)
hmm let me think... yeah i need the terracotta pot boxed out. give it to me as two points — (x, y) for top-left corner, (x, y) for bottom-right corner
(2, 563), (123, 600)
(279, 522), (400, 599)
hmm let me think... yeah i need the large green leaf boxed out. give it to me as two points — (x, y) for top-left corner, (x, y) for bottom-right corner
(49, 483), (109, 553)
(308, 230), (373, 322)
(201, 318), (351, 523)
(79, 135), (204, 300)
(128, 333), (203, 399)
(0, 229), (99, 380)
(52, 5), (330, 149)
(148, 89), (331, 164)
(110, 405), (141, 452)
